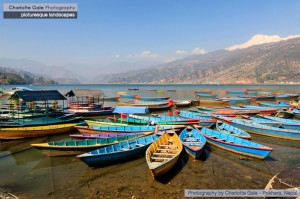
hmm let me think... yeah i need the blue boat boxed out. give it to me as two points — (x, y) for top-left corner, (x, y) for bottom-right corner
(258, 101), (291, 108)
(173, 110), (216, 127)
(260, 115), (300, 130)
(225, 91), (248, 95)
(77, 134), (160, 166)
(243, 116), (283, 127)
(179, 127), (206, 159)
(292, 108), (300, 119)
(194, 125), (273, 159)
(215, 121), (251, 139)
(92, 125), (179, 133)
(217, 116), (300, 141)
(195, 93), (217, 98)
(275, 93), (299, 100)
(174, 110), (213, 120)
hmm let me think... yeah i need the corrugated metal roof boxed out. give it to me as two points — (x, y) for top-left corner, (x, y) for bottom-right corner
(65, 89), (104, 98)
(11, 90), (67, 102)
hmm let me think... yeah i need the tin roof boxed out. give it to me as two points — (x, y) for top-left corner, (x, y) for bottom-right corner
(11, 90), (67, 102)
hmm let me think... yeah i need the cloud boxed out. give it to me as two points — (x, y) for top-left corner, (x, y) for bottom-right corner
(138, 51), (159, 58)
(115, 54), (120, 58)
(175, 50), (188, 55)
(226, 34), (300, 51)
(191, 48), (206, 55)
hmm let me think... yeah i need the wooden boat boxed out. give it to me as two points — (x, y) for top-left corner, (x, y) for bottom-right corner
(85, 120), (128, 127)
(0, 123), (77, 139)
(155, 90), (166, 94)
(195, 93), (217, 98)
(291, 108), (300, 119)
(236, 105), (277, 115)
(173, 110), (216, 127)
(290, 99), (300, 108)
(218, 97), (251, 104)
(215, 121), (251, 139)
(127, 114), (199, 124)
(198, 99), (230, 106)
(92, 124), (182, 133)
(68, 106), (114, 116)
(135, 96), (170, 101)
(242, 116), (283, 127)
(148, 102), (173, 112)
(146, 131), (183, 178)
(167, 89), (176, 92)
(174, 110), (212, 119)
(108, 116), (193, 125)
(193, 89), (213, 95)
(0, 114), (83, 128)
(31, 133), (144, 156)
(259, 115), (300, 130)
(225, 91), (248, 95)
(257, 101), (291, 108)
(194, 125), (273, 159)
(128, 88), (139, 91)
(174, 100), (191, 107)
(119, 94), (137, 99)
(69, 132), (143, 139)
(116, 100), (169, 106)
(77, 134), (160, 166)
(275, 93), (299, 100)
(217, 116), (300, 141)
(75, 125), (154, 134)
(179, 127), (206, 159)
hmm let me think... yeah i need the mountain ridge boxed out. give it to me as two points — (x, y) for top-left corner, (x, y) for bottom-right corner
(94, 37), (300, 84)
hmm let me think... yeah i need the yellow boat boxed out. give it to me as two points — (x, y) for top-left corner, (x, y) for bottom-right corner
(198, 99), (230, 106)
(85, 120), (128, 127)
(145, 130), (183, 178)
(0, 123), (77, 139)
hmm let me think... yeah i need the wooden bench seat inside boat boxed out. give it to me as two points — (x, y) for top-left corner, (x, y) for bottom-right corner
(153, 152), (177, 156)
(151, 156), (173, 160)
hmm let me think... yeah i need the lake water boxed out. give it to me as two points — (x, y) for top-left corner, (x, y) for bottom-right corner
(0, 84), (300, 198)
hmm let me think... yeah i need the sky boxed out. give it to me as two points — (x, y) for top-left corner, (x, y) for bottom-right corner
(1, 0), (300, 69)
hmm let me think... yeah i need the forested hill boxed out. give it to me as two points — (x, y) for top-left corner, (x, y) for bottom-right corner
(0, 66), (57, 85)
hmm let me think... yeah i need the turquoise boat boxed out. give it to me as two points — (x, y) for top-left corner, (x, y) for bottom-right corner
(215, 121), (251, 139)
(77, 134), (160, 166)
(259, 115), (300, 130)
(217, 116), (300, 141)
(92, 125), (182, 133)
(258, 101), (291, 108)
(179, 127), (206, 159)
(31, 133), (143, 156)
(243, 116), (283, 127)
(194, 125), (273, 159)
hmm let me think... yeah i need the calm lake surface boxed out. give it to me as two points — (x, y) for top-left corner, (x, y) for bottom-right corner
(0, 84), (300, 198)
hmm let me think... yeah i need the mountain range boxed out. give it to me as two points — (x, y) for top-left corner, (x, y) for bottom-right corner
(1, 34), (300, 84)
(94, 37), (300, 84)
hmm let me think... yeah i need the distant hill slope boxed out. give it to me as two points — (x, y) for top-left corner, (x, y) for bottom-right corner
(95, 37), (300, 84)
(0, 66), (57, 84)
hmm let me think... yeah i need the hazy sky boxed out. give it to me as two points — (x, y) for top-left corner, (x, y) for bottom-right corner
(1, 0), (300, 67)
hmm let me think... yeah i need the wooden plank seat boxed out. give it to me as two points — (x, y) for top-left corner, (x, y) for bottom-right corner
(151, 156), (173, 160)
(156, 148), (178, 152)
(153, 152), (177, 156)
(159, 145), (178, 148)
